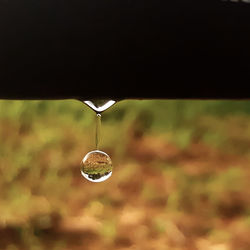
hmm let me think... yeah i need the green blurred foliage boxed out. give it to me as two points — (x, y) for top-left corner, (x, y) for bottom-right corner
(1, 99), (250, 249)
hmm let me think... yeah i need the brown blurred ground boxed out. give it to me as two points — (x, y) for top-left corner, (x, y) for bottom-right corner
(1, 100), (250, 250)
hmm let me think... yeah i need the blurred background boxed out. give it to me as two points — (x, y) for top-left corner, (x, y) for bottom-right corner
(1, 99), (250, 250)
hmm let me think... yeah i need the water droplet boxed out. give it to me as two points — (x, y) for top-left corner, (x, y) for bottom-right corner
(80, 99), (115, 182)
(80, 150), (112, 182)
(84, 100), (116, 113)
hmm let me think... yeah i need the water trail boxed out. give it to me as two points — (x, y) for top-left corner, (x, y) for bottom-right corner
(95, 113), (101, 150)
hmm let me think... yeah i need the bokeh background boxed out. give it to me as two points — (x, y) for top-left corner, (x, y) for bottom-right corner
(1, 99), (250, 250)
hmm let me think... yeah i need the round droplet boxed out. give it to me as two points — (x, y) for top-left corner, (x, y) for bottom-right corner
(80, 150), (112, 182)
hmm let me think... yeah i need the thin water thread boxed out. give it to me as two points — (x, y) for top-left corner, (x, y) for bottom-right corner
(95, 113), (101, 150)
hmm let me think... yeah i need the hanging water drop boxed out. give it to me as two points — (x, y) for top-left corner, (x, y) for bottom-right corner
(80, 150), (112, 182)
(80, 100), (115, 182)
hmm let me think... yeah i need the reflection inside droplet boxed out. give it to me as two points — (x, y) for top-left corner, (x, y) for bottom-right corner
(80, 150), (112, 182)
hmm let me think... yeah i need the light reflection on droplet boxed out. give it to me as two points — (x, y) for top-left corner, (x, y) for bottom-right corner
(84, 100), (116, 113)
(80, 150), (112, 183)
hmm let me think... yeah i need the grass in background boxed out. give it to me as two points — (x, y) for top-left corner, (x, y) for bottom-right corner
(0, 99), (250, 250)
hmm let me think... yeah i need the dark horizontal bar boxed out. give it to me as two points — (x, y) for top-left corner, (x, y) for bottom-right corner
(0, 0), (250, 100)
